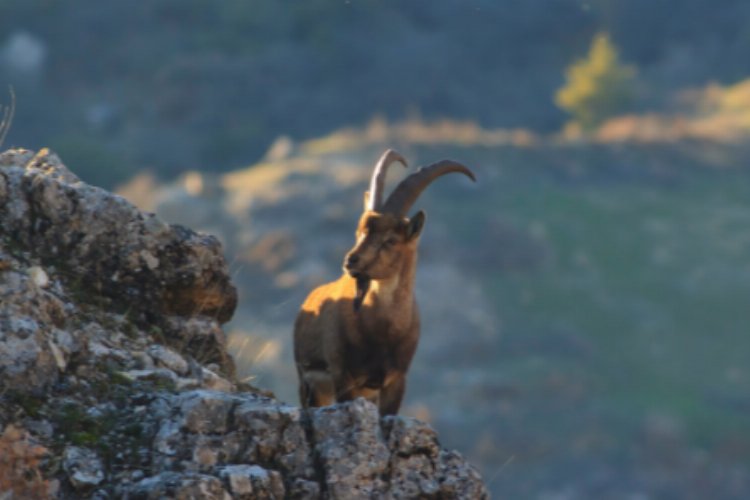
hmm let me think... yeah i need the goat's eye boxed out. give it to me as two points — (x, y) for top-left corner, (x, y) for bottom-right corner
(383, 237), (398, 248)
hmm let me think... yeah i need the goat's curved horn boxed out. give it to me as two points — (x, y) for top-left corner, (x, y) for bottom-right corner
(367, 149), (407, 211)
(382, 160), (476, 217)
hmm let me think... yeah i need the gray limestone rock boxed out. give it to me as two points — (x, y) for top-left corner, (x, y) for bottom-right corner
(310, 398), (391, 498)
(128, 472), (231, 500)
(218, 464), (286, 499)
(147, 344), (189, 376)
(63, 446), (105, 490)
(0, 148), (237, 376)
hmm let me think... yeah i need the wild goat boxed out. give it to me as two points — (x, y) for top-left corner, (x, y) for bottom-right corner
(293, 150), (475, 415)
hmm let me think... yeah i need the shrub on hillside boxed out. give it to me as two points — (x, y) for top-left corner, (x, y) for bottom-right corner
(556, 33), (636, 131)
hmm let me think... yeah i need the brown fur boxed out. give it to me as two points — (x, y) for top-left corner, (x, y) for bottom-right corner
(293, 210), (424, 415)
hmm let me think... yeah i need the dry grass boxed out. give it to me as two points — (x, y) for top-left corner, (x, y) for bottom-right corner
(227, 329), (283, 388)
(0, 87), (15, 149)
(131, 88), (750, 220)
(218, 115), (539, 214)
(589, 78), (750, 144)
(301, 115), (538, 156)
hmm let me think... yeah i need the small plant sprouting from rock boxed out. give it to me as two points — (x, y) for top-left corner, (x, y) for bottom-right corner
(4, 390), (46, 419)
(0, 87), (15, 148)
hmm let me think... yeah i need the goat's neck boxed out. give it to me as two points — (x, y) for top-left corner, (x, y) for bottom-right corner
(363, 253), (417, 331)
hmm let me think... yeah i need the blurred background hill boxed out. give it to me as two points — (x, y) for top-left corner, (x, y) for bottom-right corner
(3, 0), (750, 185)
(3, 1), (750, 498)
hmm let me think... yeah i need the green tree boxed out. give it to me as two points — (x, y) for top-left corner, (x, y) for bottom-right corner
(556, 33), (636, 131)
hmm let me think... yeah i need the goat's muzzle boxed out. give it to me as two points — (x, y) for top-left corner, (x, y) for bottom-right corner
(343, 253), (360, 272)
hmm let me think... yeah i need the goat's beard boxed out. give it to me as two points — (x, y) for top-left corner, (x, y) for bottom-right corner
(353, 275), (371, 312)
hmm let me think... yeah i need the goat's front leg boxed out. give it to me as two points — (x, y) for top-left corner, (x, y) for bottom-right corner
(379, 376), (406, 416)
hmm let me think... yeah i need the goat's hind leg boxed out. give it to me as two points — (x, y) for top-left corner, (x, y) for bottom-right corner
(379, 377), (406, 416)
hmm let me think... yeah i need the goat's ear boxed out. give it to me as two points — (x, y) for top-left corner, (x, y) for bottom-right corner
(406, 210), (426, 240)
(363, 191), (371, 211)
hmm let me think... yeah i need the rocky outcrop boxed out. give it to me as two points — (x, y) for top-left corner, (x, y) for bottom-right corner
(0, 148), (488, 499)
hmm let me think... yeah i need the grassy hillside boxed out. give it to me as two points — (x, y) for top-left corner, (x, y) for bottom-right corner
(484, 171), (750, 435)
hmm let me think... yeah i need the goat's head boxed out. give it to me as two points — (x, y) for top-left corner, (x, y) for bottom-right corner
(343, 150), (475, 309)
